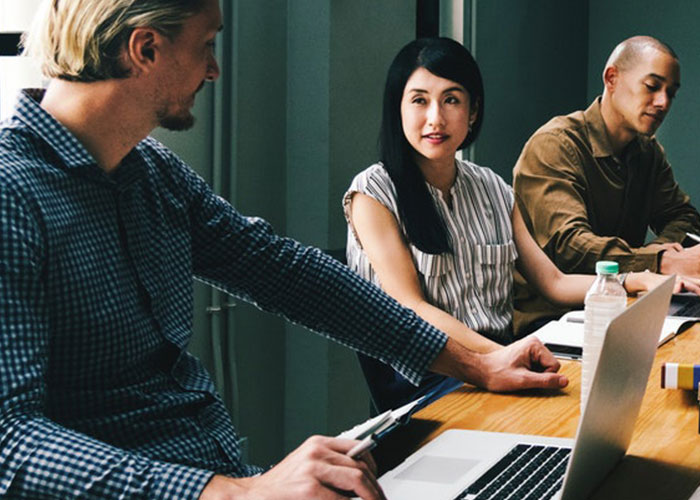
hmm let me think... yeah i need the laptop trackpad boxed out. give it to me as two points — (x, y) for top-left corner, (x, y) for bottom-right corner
(395, 455), (479, 484)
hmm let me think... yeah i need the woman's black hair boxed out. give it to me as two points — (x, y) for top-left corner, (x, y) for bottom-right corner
(379, 37), (484, 254)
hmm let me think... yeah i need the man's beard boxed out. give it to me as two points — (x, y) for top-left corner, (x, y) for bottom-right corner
(156, 93), (198, 131)
(157, 83), (206, 131)
(158, 109), (196, 131)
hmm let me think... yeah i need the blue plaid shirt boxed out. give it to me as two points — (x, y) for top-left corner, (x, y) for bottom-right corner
(0, 90), (448, 499)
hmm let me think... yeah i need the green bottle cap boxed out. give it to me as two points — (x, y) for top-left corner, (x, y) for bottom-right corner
(595, 261), (619, 275)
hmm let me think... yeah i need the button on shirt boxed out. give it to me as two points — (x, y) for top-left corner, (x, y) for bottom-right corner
(0, 90), (448, 499)
(344, 161), (518, 344)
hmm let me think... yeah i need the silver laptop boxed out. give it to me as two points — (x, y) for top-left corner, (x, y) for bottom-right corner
(376, 275), (674, 500)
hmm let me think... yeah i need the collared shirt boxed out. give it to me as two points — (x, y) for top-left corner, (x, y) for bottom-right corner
(0, 90), (448, 499)
(344, 160), (517, 344)
(512, 97), (700, 334)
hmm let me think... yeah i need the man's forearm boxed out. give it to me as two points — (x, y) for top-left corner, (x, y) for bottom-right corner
(0, 412), (212, 499)
(548, 228), (661, 274)
(427, 337), (485, 386)
(428, 337), (569, 393)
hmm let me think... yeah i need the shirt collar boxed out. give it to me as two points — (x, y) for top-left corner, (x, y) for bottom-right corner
(424, 159), (465, 199)
(583, 97), (616, 158)
(584, 96), (641, 159)
(14, 88), (99, 169)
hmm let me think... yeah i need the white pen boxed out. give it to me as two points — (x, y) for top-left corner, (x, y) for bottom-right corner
(686, 232), (700, 244)
(347, 433), (377, 459)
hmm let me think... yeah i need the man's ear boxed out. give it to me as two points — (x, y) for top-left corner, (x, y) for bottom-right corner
(603, 65), (618, 93)
(126, 27), (160, 76)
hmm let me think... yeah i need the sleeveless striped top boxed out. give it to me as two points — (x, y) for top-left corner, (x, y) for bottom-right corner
(343, 160), (517, 344)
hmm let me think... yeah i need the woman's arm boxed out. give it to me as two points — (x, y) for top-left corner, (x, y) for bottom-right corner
(512, 204), (700, 304)
(348, 193), (501, 353)
(512, 203), (593, 307)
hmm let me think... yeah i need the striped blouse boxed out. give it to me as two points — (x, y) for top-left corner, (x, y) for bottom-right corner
(344, 160), (517, 344)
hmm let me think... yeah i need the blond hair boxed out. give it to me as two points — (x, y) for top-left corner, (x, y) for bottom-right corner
(22, 0), (204, 82)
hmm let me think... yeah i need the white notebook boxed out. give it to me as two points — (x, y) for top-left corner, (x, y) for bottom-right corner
(531, 309), (698, 359)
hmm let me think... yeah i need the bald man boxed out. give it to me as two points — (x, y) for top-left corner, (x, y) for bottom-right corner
(512, 36), (700, 335)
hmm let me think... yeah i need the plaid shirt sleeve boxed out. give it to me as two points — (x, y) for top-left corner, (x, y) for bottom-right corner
(181, 165), (449, 384)
(0, 177), (213, 499)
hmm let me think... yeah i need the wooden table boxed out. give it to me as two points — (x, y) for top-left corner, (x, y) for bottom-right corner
(377, 326), (700, 499)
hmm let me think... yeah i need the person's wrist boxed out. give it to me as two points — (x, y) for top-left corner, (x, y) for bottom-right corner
(658, 249), (669, 274)
(624, 272), (637, 293)
(429, 338), (482, 386)
(617, 272), (629, 292)
(470, 351), (490, 389)
(625, 271), (652, 294)
(199, 475), (250, 500)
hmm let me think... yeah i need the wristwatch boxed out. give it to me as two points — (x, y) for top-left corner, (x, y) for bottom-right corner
(617, 272), (629, 290)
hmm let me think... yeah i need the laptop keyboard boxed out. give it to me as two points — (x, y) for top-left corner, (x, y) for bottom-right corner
(670, 298), (700, 318)
(453, 443), (572, 500)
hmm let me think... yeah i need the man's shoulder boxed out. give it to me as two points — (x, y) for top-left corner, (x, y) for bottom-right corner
(0, 122), (50, 188)
(136, 136), (198, 181)
(520, 109), (590, 163)
(134, 137), (213, 207)
(0, 118), (36, 152)
(530, 109), (587, 141)
(137, 136), (181, 165)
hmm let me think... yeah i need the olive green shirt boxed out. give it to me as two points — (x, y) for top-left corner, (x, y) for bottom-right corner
(512, 98), (700, 335)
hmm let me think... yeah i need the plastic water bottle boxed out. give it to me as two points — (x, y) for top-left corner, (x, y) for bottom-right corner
(581, 261), (627, 411)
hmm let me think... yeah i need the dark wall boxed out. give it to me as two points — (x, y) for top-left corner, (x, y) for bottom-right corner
(473, 0), (590, 183)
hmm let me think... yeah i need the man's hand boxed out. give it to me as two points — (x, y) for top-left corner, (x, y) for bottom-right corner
(199, 435), (386, 500)
(651, 242), (684, 253)
(477, 336), (569, 392)
(626, 270), (700, 295)
(430, 337), (568, 392)
(659, 244), (700, 276)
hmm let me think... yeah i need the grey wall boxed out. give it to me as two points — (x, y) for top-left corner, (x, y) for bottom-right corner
(284, 0), (415, 453)
(226, 0), (289, 467)
(472, 0), (590, 183)
(328, 2), (414, 248)
(588, 0), (700, 209)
